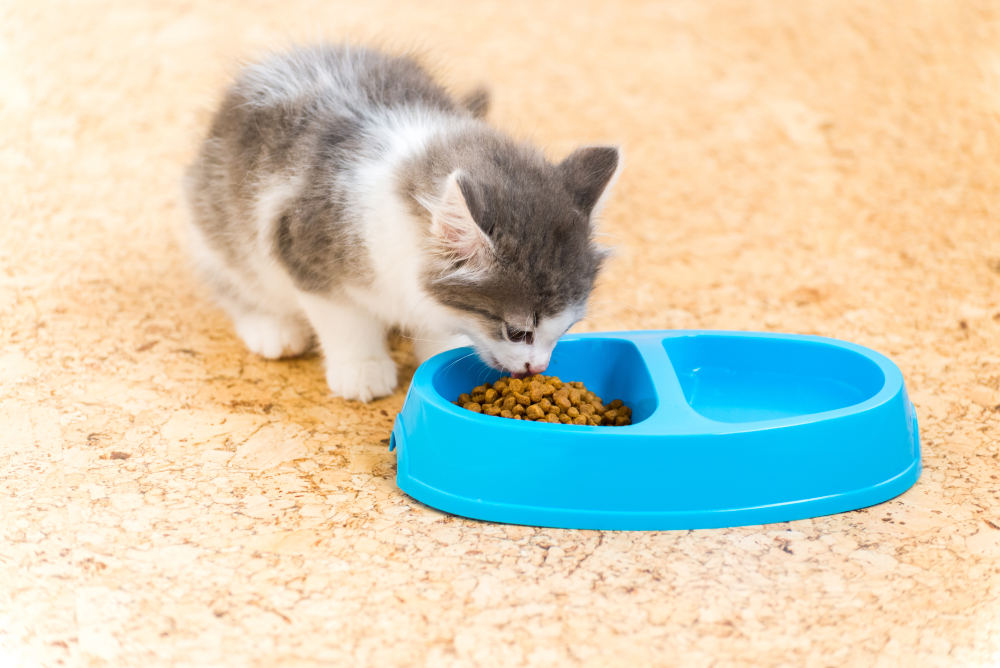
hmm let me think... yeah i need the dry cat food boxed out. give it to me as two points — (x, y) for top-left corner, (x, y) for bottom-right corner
(454, 375), (632, 426)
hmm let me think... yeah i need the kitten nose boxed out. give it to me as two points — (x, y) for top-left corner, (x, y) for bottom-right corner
(527, 362), (548, 375)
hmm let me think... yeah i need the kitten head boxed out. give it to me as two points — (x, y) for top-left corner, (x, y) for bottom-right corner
(418, 141), (621, 378)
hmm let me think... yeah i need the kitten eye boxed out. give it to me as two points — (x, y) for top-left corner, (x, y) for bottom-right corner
(504, 324), (534, 345)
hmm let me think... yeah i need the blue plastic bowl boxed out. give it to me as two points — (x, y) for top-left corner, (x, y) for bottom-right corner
(391, 330), (921, 530)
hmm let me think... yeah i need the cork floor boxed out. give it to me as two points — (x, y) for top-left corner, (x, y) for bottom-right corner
(3, 1), (1000, 666)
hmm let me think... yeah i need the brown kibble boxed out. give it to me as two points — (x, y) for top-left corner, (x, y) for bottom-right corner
(456, 378), (629, 426)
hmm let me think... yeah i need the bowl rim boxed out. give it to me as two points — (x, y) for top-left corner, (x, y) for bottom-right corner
(411, 329), (905, 435)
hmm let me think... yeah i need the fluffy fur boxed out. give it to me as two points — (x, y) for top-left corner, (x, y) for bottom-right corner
(184, 45), (621, 401)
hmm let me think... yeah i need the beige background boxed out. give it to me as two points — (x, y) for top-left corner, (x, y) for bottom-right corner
(2, 1), (1000, 666)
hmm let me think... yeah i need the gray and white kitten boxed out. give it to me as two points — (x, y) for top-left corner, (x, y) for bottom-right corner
(184, 45), (622, 402)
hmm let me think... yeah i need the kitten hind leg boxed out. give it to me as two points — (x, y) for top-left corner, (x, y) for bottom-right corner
(296, 292), (397, 403)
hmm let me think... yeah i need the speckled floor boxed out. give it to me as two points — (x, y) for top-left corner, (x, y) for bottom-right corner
(3, 1), (1000, 666)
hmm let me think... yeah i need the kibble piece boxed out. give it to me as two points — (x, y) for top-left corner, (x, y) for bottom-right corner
(580, 403), (595, 416)
(529, 386), (545, 403)
(609, 399), (623, 409)
(508, 378), (525, 393)
(566, 406), (580, 418)
(515, 392), (531, 407)
(512, 404), (526, 416)
(458, 393), (472, 405)
(568, 389), (583, 406)
(547, 405), (561, 416)
(591, 402), (606, 415)
(471, 394), (486, 404)
(572, 415), (587, 425)
(538, 398), (552, 411)
(545, 413), (560, 423)
(604, 409), (618, 421)
(549, 377), (563, 389)
(616, 416), (631, 426)
(500, 409), (514, 418)
(464, 402), (482, 413)
(503, 395), (517, 411)
(559, 414), (572, 424)
(484, 388), (498, 404)
(542, 383), (555, 397)
(526, 404), (545, 420)
(484, 405), (502, 416)
(587, 415), (602, 426)
(555, 395), (572, 410)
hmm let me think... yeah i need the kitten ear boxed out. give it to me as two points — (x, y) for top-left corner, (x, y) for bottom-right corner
(424, 170), (493, 269)
(558, 146), (623, 218)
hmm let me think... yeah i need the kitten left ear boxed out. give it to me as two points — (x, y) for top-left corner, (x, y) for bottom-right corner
(423, 170), (494, 270)
(558, 145), (623, 219)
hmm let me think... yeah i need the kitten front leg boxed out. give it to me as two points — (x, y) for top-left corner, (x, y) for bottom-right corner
(296, 292), (397, 402)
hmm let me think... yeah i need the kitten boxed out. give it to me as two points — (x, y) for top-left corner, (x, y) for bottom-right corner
(184, 45), (621, 402)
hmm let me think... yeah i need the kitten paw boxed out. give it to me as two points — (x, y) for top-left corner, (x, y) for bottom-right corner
(235, 313), (311, 359)
(325, 358), (398, 403)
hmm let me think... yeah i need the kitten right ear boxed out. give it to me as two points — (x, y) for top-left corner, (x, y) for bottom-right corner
(558, 146), (622, 219)
(421, 171), (494, 271)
